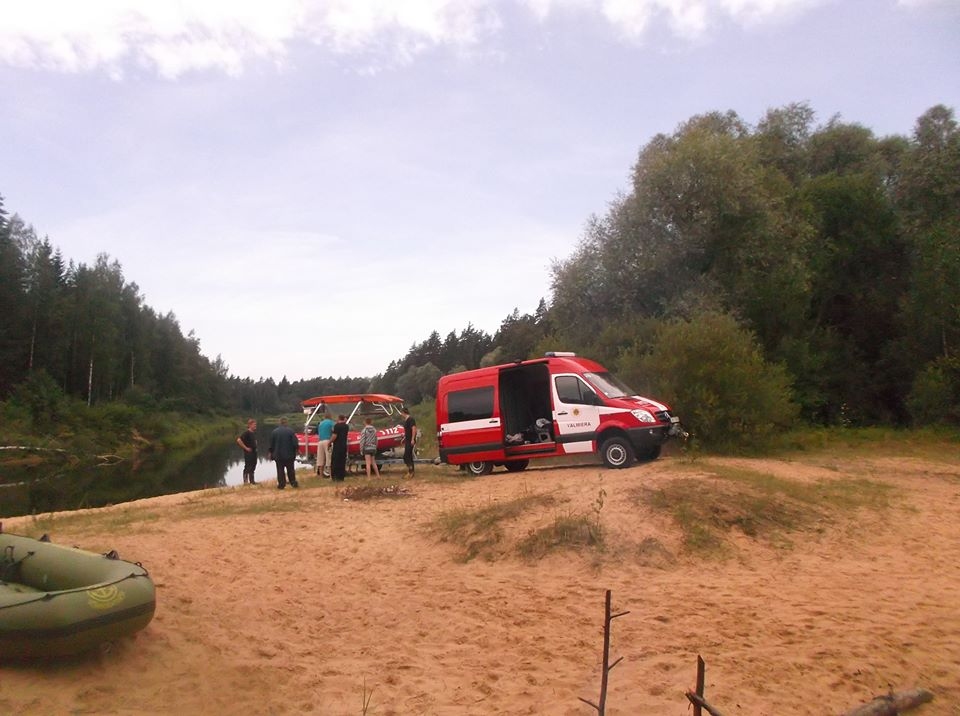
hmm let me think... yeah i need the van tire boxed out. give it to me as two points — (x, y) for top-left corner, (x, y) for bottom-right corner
(504, 460), (529, 473)
(465, 460), (493, 476)
(601, 437), (635, 469)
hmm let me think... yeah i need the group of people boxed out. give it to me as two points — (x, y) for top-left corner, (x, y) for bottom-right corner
(235, 408), (418, 489)
(311, 413), (350, 481)
(237, 417), (300, 488)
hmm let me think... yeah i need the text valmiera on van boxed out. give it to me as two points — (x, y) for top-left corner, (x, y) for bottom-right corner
(436, 352), (685, 476)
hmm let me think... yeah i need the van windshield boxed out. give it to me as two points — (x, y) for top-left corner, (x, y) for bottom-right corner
(584, 372), (636, 399)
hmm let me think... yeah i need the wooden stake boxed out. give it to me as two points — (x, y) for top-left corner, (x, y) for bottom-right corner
(578, 589), (630, 715)
(694, 654), (706, 716)
(685, 690), (726, 716)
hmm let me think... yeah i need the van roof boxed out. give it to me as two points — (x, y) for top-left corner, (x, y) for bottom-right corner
(438, 354), (606, 383)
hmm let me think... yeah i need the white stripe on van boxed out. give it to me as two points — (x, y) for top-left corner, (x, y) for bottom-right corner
(595, 397), (669, 414)
(440, 417), (502, 433)
(636, 396), (669, 412)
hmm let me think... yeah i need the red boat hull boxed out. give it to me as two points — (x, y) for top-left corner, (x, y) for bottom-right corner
(297, 425), (405, 457)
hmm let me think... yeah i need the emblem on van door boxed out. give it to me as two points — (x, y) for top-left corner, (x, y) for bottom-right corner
(573, 408), (580, 416)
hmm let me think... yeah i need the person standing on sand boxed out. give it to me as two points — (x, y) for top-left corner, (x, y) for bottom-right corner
(359, 417), (381, 479)
(330, 414), (349, 481)
(314, 412), (334, 478)
(268, 417), (300, 489)
(236, 418), (258, 485)
(401, 406), (417, 478)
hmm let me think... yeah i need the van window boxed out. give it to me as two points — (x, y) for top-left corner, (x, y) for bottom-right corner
(555, 375), (599, 405)
(448, 386), (495, 422)
(584, 371), (635, 399)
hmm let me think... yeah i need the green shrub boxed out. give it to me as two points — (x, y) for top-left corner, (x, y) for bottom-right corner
(89, 402), (139, 434)
(9, 370), (66, 432)
(908, 356), (960, 425)
(122, 386), (159, 411)
(411, 400), (436, 457)
(619, 311), (799, 450)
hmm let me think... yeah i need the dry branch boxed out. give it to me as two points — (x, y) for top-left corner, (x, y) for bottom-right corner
(685, 690), (726, 716)
(693, 654), (706, 716)
(579, 589), (629, 714)
(0, 445), (71, 454)
(841, 688), (934, 716)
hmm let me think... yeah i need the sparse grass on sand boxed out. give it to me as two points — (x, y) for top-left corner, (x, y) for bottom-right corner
(429, 482), (612, 562)
(336, 483), (413, 500)
(430, 492), (561, 562)
(634, 461), (896, 556)
(515, 512), (604, 560)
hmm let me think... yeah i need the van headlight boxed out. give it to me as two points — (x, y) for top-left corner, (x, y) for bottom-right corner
(631, 409), (656, 423)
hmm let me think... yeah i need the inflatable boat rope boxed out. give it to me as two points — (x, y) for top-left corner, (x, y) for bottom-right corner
(0, 543), (150, 610)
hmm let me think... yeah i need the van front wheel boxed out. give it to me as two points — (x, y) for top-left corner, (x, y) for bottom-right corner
(504, 460), (529, 473)
(601, 437), (635, 469)
(465, 460), (493, 476)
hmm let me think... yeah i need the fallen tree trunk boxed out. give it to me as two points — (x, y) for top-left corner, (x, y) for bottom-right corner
(842, 688), (934, 716)
(0, 445), (71, 454)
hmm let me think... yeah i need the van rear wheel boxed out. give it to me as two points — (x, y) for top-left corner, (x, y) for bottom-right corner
(601, 437), (635, 469)
(465, 460), (493, 476)
(504, 460), (529, 473)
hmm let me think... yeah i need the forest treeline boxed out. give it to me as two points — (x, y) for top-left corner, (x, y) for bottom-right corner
(373, 102), (960, 444)
(1, 101), (957, 448)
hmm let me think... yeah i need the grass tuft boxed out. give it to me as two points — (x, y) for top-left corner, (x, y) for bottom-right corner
(516, 512), (604, 559)
(431, 493), (558, 562)
(634, 462), (895, 557)
(338, 483), (412, 501)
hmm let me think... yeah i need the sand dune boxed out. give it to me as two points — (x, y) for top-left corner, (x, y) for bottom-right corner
(1, 453), (957, 715)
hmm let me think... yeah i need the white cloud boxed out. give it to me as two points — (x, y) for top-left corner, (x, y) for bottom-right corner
(528, 0), (824, 39)
(718, 0), (824, 26)
(896, 0), (956, 6)
(0, 0), (833, 77)
(0, 0), (497, 77)
(0, 0), (302, 76)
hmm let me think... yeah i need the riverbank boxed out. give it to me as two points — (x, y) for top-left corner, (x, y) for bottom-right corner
(0, 411), (242, 518)
(0, 409), (237, 457)
(2, 450), (958, 715)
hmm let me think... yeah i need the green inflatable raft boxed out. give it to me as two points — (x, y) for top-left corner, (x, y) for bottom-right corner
(0, 531), (156, 659)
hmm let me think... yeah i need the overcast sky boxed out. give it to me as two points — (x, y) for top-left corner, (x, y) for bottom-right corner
(2, 0), (957, 382)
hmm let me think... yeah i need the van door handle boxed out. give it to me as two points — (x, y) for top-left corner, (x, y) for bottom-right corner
(489, 420), (498, 424)
(557, 411), (568, 416)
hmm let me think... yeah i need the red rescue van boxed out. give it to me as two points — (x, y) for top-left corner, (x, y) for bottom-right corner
(436, 352), (684, 475)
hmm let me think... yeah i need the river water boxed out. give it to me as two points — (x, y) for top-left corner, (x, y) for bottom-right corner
(0, 424), (288, 519)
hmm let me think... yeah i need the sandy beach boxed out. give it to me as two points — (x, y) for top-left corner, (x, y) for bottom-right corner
(1, 451), (958, 715)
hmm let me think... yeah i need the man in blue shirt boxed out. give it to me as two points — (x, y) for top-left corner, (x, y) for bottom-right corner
(314, 413), (335, 478)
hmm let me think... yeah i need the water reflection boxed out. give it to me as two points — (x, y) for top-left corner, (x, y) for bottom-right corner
(0, 424), (282, 519)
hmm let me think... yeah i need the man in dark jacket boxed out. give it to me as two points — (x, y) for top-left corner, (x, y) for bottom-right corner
(401, 407), (417, 478)
(236, 418), (258, 484)
(268, 417), (300, 489)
